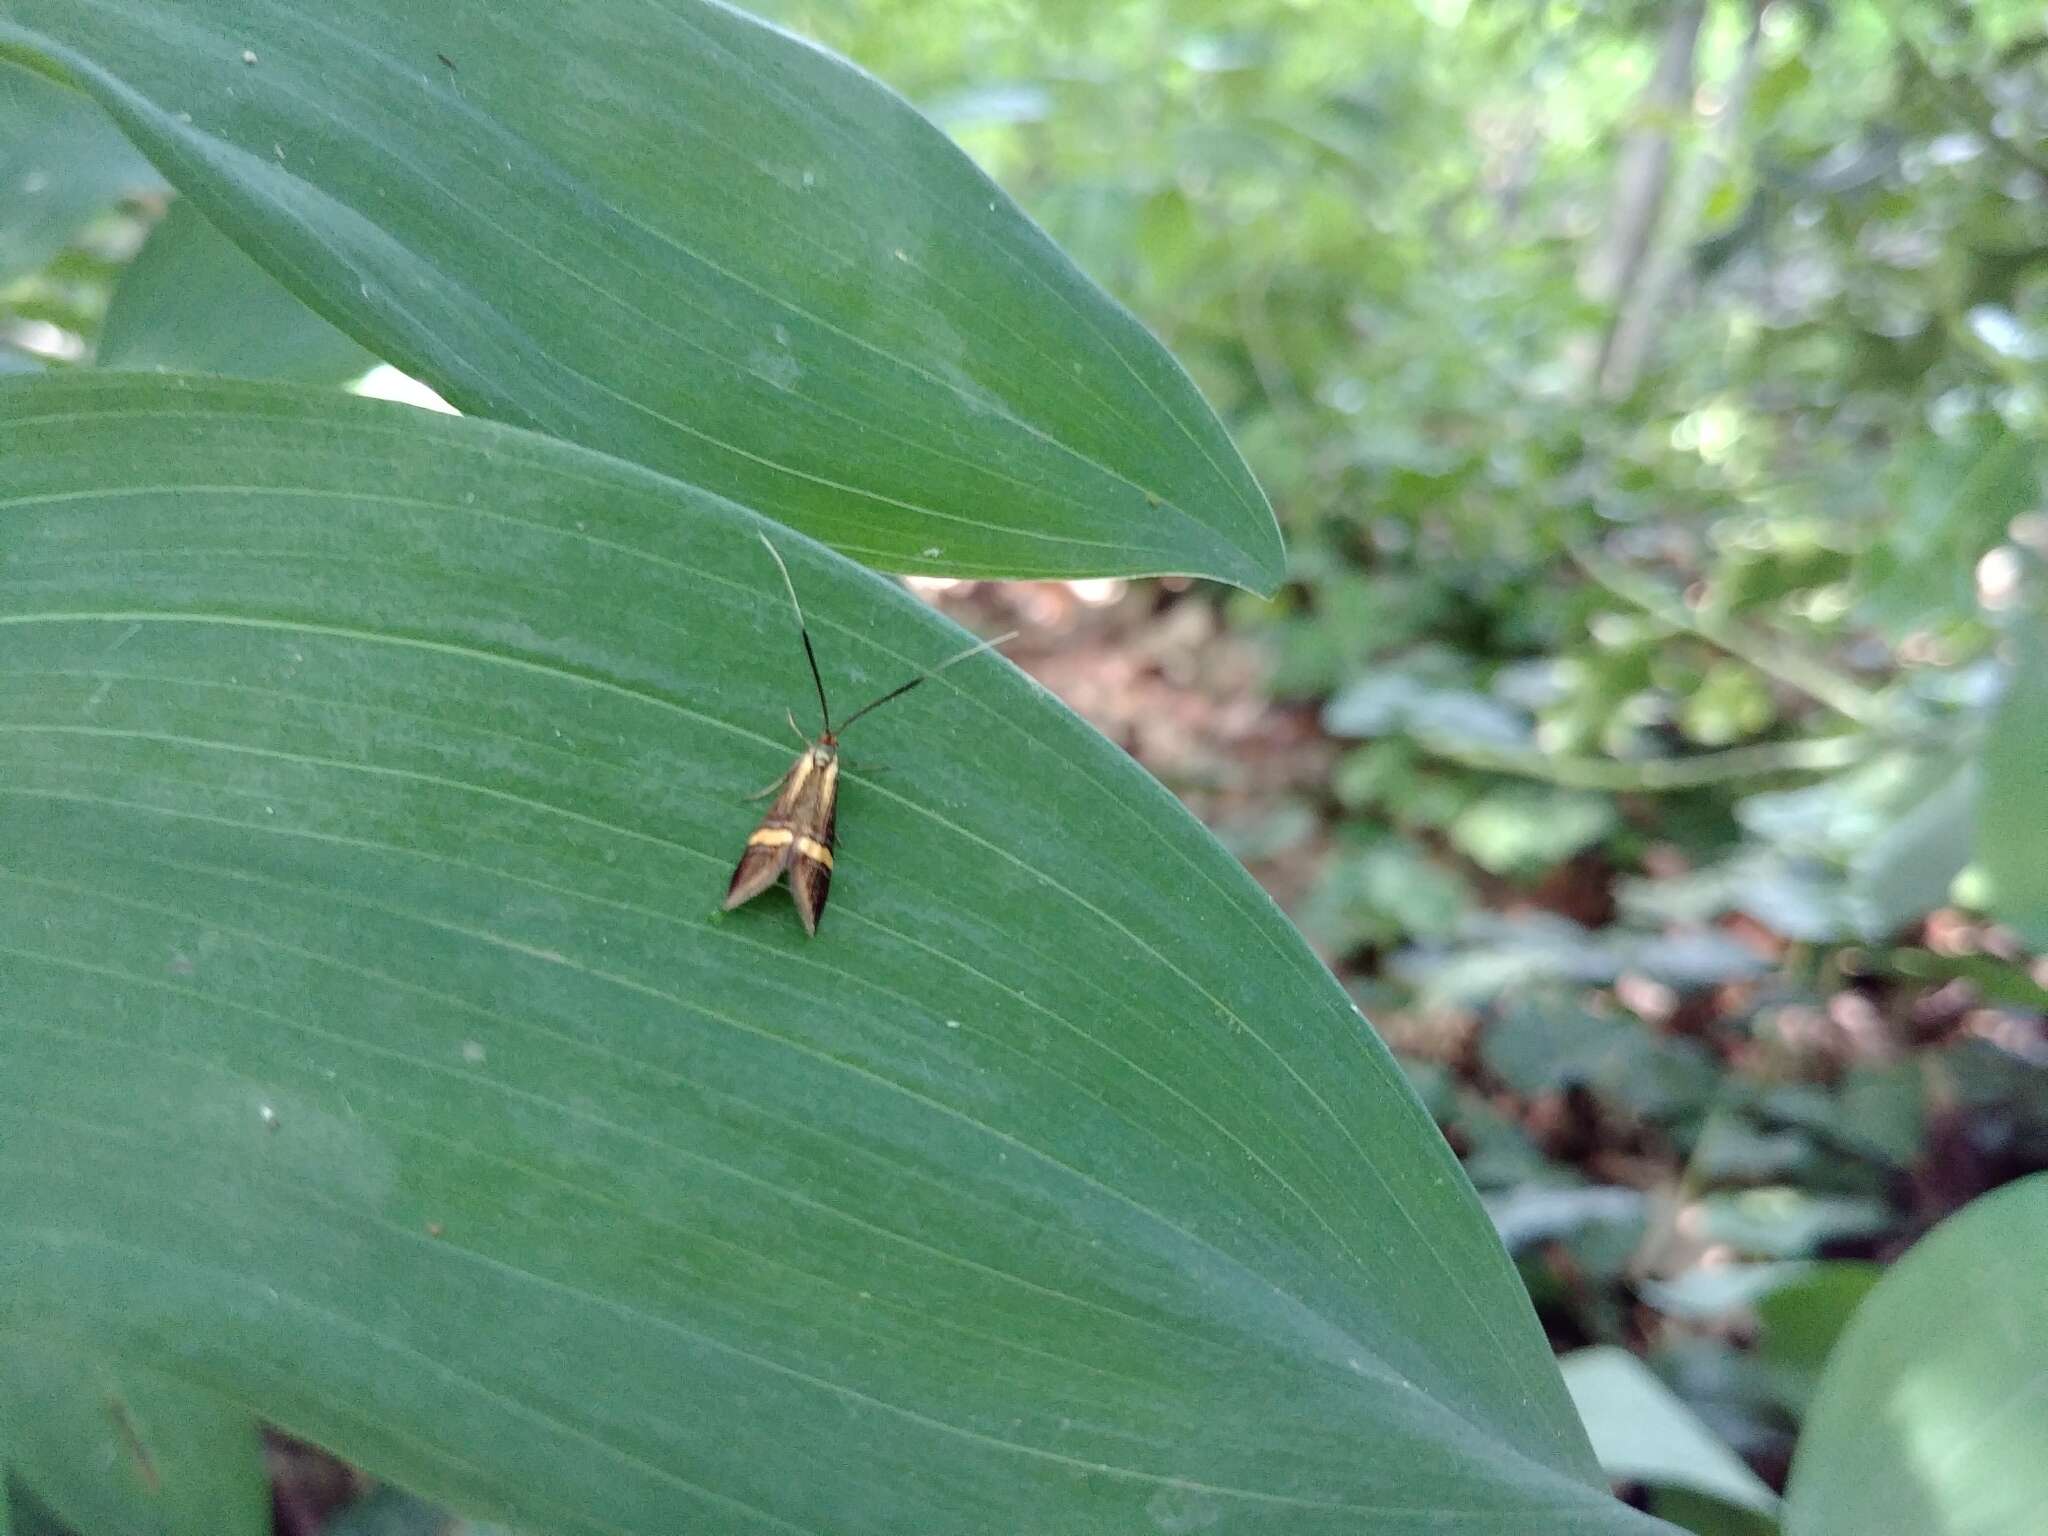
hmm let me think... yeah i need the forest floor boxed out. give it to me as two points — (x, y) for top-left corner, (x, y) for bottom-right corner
(933, 576), (2048, 1496)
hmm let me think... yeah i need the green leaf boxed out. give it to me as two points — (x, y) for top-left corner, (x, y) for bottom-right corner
(1452, 1092), (1555, 1190)
(1687, 1117), (1815, 1184)
(1691, 1189), (1894, 1260)
(1859, 422), (2040, 637)
(1299, 836), (1473, 953)
(1784, 1175), (2048, 1536)
(98, 199), (379, 384)
(1483, 1186), (1647, 1264)
(0, 3), (1279, 587)
(1830, 1065), (1926, 1169)
(1448, 786), (1617, 878)
(1482, 998), (1717, 1123)
(1561, 1347), (1780, 1516)
(1978, 617), (2048, 948)
(0, 1333), (268, 1536)
(1753, 1264), (1882, 1418)
(0, 56), (162, 285)
(0, 372), (1657, 1535)
(1738, 747), (1978, 941)
(1638, 1261), (1817, 1321)
(1844, 756), (1975, 942)
(1620, 850), (1851, 945)
(1677, 661), (1774, 749)
(1323, 672), (1527, 749)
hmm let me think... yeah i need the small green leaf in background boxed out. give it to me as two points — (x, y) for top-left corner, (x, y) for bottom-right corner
(1449, 786), (1618, 878)
(1678, 660), (1775, 748)
(0, 0), (1279, 585)
(1482, 997), (1718, 1123)
(1637, 1260), (1817, 1321)
(1485, 1186), (1648, 1268)
(1844, 756), (1976, 942)
(0, 57), (161, 286)
(0, 372), (1658, 1535)
(0, 1335), (268, 1536)
(1978, 615), (2048, 949)
(1298, 836), (1473, 954)
(1829, 1064), (1926, 1170)
(1396, 914), (1766, 1014)
(1860, 421), (2040, 638)
(1561, 1346), (1781, 1516)
(97, 199), (379, 384)
(1752, 1263), (1883, 1418)
(1685, 1117), (1816, 1184)
(1323, 667), (1529, 749)
(1784, 1174), (2048, 1536)
(1691, 1190), (1895, 1260)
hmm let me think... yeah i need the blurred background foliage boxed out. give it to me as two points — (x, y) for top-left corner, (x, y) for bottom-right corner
(4, 0), (2044, 1528)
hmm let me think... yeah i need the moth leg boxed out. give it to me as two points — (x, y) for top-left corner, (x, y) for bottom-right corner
(741, 777), (786, 801)
(785, 708), (809, 747)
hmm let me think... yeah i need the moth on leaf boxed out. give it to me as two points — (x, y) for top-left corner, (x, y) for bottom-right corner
(723, 535), (1014, 935)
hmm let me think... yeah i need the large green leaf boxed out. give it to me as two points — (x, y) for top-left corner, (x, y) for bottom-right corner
(0, 2), (1278, 588)
(0, 372), (1657, 1535)
(1784, 1175), (2048, 1536)
(97, 198), (379, 384)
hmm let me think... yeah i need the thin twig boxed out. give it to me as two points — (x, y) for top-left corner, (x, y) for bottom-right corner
(1416, 729), (1874, 791)
(1571, 543), (1890, 726)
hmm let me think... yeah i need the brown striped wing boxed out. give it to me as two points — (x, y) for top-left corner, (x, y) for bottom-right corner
(722, 748), (838, 934)
(722, 751), (808, 912)
(786, 770), (837, 935)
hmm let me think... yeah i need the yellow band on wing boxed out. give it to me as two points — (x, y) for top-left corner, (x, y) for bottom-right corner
(795, 836), (834, 868)
(747, 827), (796, 850)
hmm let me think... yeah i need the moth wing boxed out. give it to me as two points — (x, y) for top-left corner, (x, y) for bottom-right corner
(722, 756), (805, 912)
(786, 759), (838, 936)
(722, 833), (792, 912)
(788, 846), (833, 935)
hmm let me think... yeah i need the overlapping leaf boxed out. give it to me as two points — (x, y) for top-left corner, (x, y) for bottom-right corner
(97, 198), (378, 384)
(1785, 1175), (2048, 1536)
(0, 0), (1279, 586)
